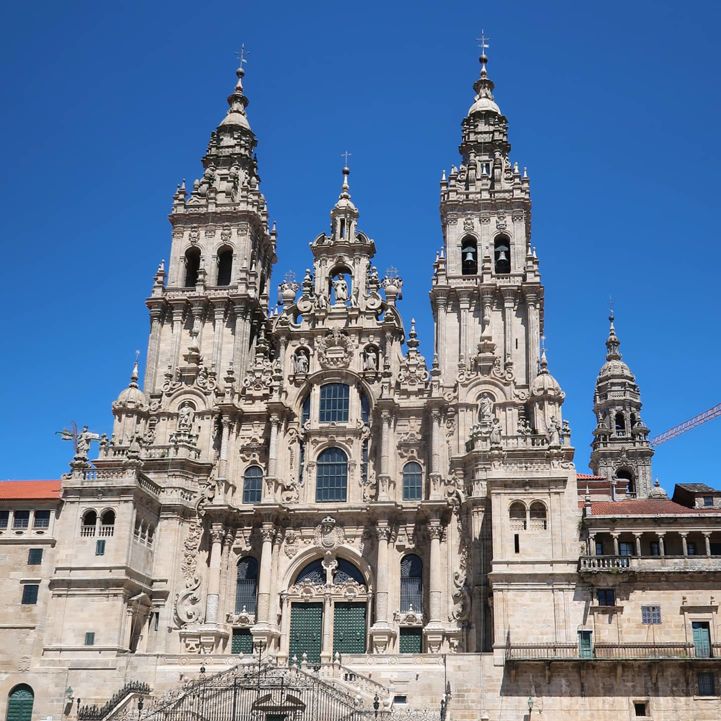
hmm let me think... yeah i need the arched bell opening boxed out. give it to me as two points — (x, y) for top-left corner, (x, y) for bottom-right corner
(461, 236), (478, 275)
(216, 245), (233, 286)
(184, 247), (201, 287)
(616, 467), (636, 497)
(494, 235), (511, 274)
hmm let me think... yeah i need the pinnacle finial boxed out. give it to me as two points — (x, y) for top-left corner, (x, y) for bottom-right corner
(605, 310), (622, 361)
(477, 30), (490, 79)
(130, 351), (140, 387)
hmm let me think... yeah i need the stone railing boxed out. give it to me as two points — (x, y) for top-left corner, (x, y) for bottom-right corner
(506, 642), (721, 662)
(579, 555), (721, 573)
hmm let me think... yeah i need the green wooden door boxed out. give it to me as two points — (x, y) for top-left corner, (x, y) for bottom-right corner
(693, 622), (711, 658)
(6, 686), (34, 721)
(333, 602), (367, 654)
(289, 603), (323, 663)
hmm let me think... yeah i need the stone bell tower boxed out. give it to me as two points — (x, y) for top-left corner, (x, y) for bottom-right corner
(590, 313), (653, 497)
(143, 61), (276, 396)
(431, 42), (542, 392)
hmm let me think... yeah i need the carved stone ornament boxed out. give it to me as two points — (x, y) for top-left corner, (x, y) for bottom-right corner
(226, 608), (255, 626)
(316, 329), (353, 369)
(314, 515), (345, 550)
(463, 217), (474, 231)
(394, 608), (424, 626)
(173, 498), (206, 627)
(449, 571), (471, 623)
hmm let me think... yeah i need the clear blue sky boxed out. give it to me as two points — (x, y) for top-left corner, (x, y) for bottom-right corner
(1, 1), (719, 488)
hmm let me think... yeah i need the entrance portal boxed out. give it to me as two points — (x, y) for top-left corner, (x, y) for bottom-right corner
(333, 602), (367, 654)
(290, 602), (323, 663)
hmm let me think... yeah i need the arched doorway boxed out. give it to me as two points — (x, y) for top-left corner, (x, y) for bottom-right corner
(6, 685), (34, 721)
(286, 556), (369, 664)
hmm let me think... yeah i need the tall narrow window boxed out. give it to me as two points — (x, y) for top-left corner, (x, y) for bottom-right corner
(21, 584), (39, 605)
(461, 237), (478, 275)
(242, 466), (263, 504)
(360, 440), (369, 488)
(402, 462), (423, 501)
(184, 247), (201, 287)
(100, 510), (115, 537)
(235, 557), (258, 614)
(217, 246), (233, 286)
(400, 554), (423, 612)
(316, 447), (348, 502)
(319, 384), (350, 423)
(360, 391), (370, 425)
(81, 510), (97, 536)
(509, 502), (526, 530)
(615, 412), (626, 435)
(27, 549), (42, 565)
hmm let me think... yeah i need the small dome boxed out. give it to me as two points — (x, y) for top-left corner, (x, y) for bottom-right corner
(530, 351), (564, 399)
(219, 108), (250, 130)
(114, 361), (146, 409)
(468, 95), (501, 116)
(598, 358), (636, 381)
(648, 479), (668, 499)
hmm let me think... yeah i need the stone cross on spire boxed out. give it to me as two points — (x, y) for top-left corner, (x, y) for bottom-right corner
(340, 150), (352, 168)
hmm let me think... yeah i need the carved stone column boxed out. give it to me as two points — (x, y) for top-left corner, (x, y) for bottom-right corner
(525, 291), (539, 384)
(211, 302), (226, 371)
(265, 415), (280, 501)
(429, 409), (443, 500)
(205, 524), (225, 624)
(501, 287), (516, 366)
(256, 524), (275, 623)
(170, 302), (186, 369)
(369, 523), (395, 653)
(377, 410), (392, 501)
(218, 416), (232, 479)
(704, 532), (711, 557)
(424, 520), (445, 653)
(144, 305), (164, 393)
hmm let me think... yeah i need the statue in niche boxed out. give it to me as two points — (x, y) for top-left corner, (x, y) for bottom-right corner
(517, 417), (531, 436)
(350, 286), (360, 308)
(363, 347), (378, 371)
(332, 274), (349, 302)
(293, 349), (309, 375)
(178, 403), (195, 432)
(478, 394), (494, 424)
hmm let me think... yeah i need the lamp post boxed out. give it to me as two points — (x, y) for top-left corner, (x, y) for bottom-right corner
(527, 696), (534, 716)
(373, 694), (380, 720)
(137, 696), (144, 721)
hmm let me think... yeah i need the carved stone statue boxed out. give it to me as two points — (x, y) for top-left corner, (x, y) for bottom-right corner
(490, 417), (503, 446)
(478, 394), (494, 423)
(60, 425), (100, 461)
(178, 404), (195, 432)
(332, 274), (348, 302)
(363, 347), (378, 371)
(548, 416), (561, 447)
(517, 417), (531, 436)
(293, 350), (309, 375)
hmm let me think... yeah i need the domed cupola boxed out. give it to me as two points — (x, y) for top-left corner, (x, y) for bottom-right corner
(529, 349), (566, 441)
(111, 359), (149, 447)
(530, 349), (565, 402)
(590, 312), (654, 498)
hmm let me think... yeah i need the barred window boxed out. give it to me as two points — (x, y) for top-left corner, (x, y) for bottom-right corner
(698, 671), (716, 696)
(402, 462), (423, 501)
(319, 384), (350, 423)
(315, 447), (348, 502)
(242, 466), (263, 504)
(296, 559), (325, 585)
(641, 605), (661, 624)
(400, 554), (423, 612)
(235, 557), (258, 614)
(33, 510), (50, 529)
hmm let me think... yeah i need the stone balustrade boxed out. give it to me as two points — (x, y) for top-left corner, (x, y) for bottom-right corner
(579, 555), (721, 573)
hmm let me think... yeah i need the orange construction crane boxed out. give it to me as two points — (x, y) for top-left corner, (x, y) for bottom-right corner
(650, 402), (721, 447)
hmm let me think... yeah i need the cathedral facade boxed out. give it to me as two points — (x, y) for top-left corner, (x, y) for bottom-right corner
(2, 48), (721, 721)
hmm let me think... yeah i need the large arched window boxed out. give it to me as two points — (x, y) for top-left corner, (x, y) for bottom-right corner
(295, 557), (365, 586)
(242, 466), (263, 504)
(319, 383), (350, 423)
(402, 462), (423, 501)
(7, 685), (34, 721)
(184, 247), (201, 287)
(509, 501), (527, 530)
(529, 501), (547, 530)
(316, 447), (348, 502)
(216, 246), (233, 286)
(461, 236), (478, 275)
(235, 557), (258, 614)
(494, 235), (511, 274)
(400, 554), (423, 612)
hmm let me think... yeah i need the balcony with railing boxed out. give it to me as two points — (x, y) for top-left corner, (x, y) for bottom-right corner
(579, 555), (721, 573)
(506, 642), (721, 662)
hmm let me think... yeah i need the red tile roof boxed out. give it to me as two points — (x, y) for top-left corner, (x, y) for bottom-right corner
(577, 473), (605, 480)
(589, 499), (721, 516)
(0, 480), (61, 500)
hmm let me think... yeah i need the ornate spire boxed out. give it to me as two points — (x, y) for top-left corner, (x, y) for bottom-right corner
(468, 31), (501, 116)
(220, 52), (251, 130)
(605, 310), (622, 361)
(129, 353), (140, 388)
(334, 163), (357, 212)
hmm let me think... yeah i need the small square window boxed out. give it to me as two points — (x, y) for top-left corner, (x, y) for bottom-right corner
(33, 510), (50, 529)
(21, 583), (39, 605)
(27, 548), (43, 566)
(0, 510), (8, 529)
(597, 588), (616, 607)
(703, 496), (714, 507)
(84, 632), (95, 646)
(698, 671), (716, 696)
(641, 605), (661, 624)
(95, 540), (106, 556)
(633, 701), (648, 717)
(13, 511), (30, 529)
